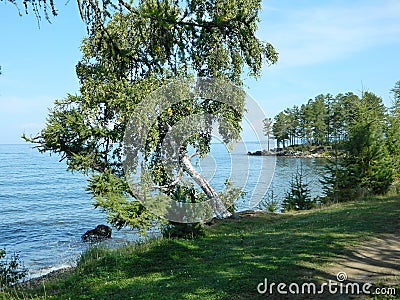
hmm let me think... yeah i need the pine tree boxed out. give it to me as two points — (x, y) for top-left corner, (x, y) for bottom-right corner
(272, 112), (289, 149)
(386, 80), (400, 178)
(321, 91), (393, 201)
(282, 167), (314, 211)
(347, 92), (392, 194)
(263, 118), (273, 151)
(258, 187), (280, 212)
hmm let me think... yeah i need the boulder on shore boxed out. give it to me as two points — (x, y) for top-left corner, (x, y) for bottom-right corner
(82, 225), (112, 241)
(247, 150), (276, 156)
(247, 150), (263, 156)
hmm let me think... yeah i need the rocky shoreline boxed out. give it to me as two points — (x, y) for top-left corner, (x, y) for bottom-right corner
(21, 266), (75, 289)
(247, 149), (332, 158)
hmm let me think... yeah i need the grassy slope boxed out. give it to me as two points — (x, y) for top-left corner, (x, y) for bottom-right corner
(3, 195), (400, 300)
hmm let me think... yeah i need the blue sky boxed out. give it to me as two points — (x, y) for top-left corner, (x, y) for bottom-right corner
(1, 0), (399, 144)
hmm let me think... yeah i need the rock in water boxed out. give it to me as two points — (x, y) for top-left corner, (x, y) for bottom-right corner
(82, 225), (112, 241)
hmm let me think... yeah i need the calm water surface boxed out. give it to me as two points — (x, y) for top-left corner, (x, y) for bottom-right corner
(0, 143), (326, 277)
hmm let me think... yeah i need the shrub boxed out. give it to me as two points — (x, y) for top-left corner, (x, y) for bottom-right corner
(0, 248), (28, 289)
(162, 222), (205, 239)
(282, 168), (315, 211)
(258, 188), (280, 213)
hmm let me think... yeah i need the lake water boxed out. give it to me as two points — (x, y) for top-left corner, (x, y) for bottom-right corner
(0, 143), (326, 278)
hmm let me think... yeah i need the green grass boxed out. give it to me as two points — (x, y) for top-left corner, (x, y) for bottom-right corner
(3, 195), (400, 299)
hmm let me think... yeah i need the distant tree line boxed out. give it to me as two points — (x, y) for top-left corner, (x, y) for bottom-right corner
(264, 80), (400, 207)
(269, 92), (361, 149)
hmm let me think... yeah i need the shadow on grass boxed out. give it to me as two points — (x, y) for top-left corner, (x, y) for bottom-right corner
(8, 196), (400, 300)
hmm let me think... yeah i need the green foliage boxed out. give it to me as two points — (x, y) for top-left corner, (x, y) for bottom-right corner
(321, 91), (394, 201)
(320, 152), (356, 203)
(218, 180), (245, 214)
(274, 88), (397, 202)
(24, 1), (277, 231)
(78, 0), (278, 85)
(258, 187), (280, 212)
(272, 111), (289, 149)
(87, 169), (158, 230)
(282, 167), (314, 211)
(162, 222), (205, 239)
(262, 117), (273, 151)
(391, 80), (400, 105)
(308, 95), (328, 145)
(386, 80), (400, 178)
(0, 249), (28, 289)
(344, 92), (393, 195)
(272, 92), (359, 148)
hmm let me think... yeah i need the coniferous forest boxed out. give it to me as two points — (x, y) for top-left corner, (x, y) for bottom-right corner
(265, 80), (400, 206)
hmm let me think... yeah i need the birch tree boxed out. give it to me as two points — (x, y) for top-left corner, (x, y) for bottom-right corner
(24, 0), (277, 231)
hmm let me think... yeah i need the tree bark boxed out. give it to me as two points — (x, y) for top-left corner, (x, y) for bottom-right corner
(181, 154), (231, 219)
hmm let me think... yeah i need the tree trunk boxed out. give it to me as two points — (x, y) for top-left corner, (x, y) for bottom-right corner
(181, 155), (231, 219)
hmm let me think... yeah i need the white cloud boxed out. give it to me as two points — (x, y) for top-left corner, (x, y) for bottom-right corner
(260, 0), (400, 67)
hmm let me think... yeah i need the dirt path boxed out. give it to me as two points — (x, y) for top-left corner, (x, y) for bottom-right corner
(254, 234), (400, 300)
(292, 234), (400, 300)
(327, 233), (400, 286)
